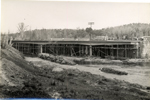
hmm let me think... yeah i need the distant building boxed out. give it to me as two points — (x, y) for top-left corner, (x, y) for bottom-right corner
(93, 36), (108, 41)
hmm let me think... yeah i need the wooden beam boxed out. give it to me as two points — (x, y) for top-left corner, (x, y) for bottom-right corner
(117, 44), (118, 59)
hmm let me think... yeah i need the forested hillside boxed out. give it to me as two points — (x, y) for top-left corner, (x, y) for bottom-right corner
(4, 23), (150, 40)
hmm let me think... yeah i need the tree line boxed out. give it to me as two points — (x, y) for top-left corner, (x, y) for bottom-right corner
(2, 23), (150, 41)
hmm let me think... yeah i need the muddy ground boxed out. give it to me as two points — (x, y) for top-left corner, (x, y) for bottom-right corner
(1, 47), (150, 100)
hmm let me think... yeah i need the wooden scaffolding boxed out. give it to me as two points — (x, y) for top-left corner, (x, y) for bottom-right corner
(12, 40), (140, 60)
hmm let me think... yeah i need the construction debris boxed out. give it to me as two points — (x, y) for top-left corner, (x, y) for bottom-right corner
(52, 67), (64, 72)
(100, 68), (128, 75)
(38, 53), (76, 65)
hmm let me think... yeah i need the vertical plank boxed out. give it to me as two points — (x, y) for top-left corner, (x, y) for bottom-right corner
(125, 44), (127, 58)
(85, 46), (88, 56)
(40, 45), (43, 53)
(112, 45), (113, 57)
(117, 44), (118, 59)
(136, 43), (139, 58)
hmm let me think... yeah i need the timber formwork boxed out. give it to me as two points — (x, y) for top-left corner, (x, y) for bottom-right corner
(12, 40), (141, 59)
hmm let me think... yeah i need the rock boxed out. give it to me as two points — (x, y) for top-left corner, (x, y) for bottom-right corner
(101, 68), (128, 75)
(10, 75), (14, 78)
(51, 92), (61, 99)
(61, 60), (66, 64)
(56, 59), (60, 63)
(57, 56), (63, 61)
(147, 87), (150, 90)
(50, 56), (57, 62)
(38, 53), (50, 59)
(65, 59), (76, 65)
(50, 80), (56, 86)
(52, 67), (64, 72)
(46, 57), (51, 60)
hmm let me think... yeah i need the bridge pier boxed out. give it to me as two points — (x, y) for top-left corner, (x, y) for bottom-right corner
(39, 44), (43, 53)
(89, 45), (92, 56)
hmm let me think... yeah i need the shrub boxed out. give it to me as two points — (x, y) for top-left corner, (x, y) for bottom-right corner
(1, 34), (13, 49)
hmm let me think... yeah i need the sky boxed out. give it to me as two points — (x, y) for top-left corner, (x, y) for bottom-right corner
(1, 0), (150, 33)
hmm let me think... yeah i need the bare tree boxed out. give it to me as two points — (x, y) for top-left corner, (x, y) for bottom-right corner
(17, 22), (28, 39)
(1, 33), (8, 49)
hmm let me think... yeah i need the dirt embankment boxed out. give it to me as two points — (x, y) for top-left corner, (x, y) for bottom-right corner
(1, 47), (150, 99)
(0, 46), (49, 98)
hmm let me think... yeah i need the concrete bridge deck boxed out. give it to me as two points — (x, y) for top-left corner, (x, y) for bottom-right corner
(12, 40), (140, 45)
(12, 40), (141, 59)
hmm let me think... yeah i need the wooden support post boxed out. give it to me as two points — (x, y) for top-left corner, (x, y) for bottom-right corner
(66, 45), (67, 56)
(34, 44), (35, 54)
(21, 44), (23, 53)
(33, 44), (34, 54)
(89, 45), (92, 56)
(82, 46), (84, 55)
(66, 45), (69, 56)
(18, 43), (20, 50)
(83, 46), (85, 55)
(22, 44), (23, 53)
(44, 45), (46, 53)
(136, 43), (139, 58)
(40, 45), (43, 53)
(117, 44), (118, 59)
(112, 45), (113, 57)
(19, 43), (20, 51)
(105, 45), (107, 57)
(49, 45), (51, 54)
(56, 44), (58, 55)
(125, 45), (127, 58)
(63, 45), (65, 55)
(71, 47), (73, 56)
(79, 45), (81, 56)
(85, 46), (88, 55)
(29, 44), (30, 54)
(66, 45), (68, 56)
(61, 45), (63, 55)
(59, 45), (61, 55)
(16, 43), (19, 50)
(18, 43), (21, 51)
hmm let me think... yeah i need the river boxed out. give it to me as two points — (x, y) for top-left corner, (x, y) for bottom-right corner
(25, 57), (150, 87)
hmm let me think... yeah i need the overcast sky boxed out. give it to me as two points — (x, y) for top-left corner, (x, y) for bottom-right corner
(1, 0), (150, 33)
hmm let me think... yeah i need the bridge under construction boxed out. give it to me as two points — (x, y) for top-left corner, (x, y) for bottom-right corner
(12, 40), (141, 60)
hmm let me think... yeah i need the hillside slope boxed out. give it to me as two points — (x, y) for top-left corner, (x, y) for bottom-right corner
(0, 46), (50, 98)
